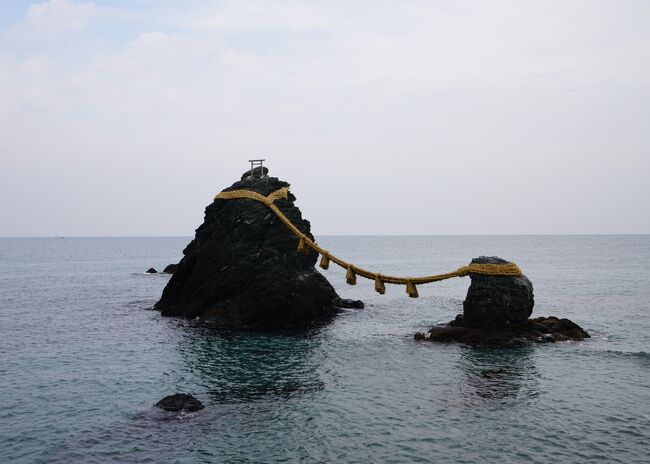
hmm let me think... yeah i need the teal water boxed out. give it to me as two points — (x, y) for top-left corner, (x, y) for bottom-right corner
(0, 236), (649, 463)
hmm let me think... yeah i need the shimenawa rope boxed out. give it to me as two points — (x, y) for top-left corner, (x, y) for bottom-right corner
(214, 187), (522, 298)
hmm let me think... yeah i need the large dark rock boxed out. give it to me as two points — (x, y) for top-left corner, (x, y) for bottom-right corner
(155, 393), (204, 412)
(154, 170), (341, 329)
(463, 256), (534, 329)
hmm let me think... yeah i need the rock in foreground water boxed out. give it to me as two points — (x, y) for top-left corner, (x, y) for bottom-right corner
(154, 170), (342, 329)
(155, 393), (204, 412)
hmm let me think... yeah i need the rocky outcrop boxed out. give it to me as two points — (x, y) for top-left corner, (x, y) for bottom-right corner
(416, 316), (590, 347)
(146, 268), (157, 274)
(155, 393), (204, 412)
(464, 256), (534, 328)
(333, 298), (365, 309)
(154, 170), (343, 329)
(415, 256), (589, 346)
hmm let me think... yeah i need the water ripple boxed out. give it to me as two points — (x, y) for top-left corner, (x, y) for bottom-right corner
(1, 236), (649, 463)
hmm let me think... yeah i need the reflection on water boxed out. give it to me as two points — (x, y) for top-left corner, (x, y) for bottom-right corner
(175, 325), (327, 403)
(458, 346), (540, 405)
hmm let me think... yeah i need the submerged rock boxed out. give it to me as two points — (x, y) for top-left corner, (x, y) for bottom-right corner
(146, 268), (157, 274)
(155, 393), (204, 412)
(463, 256), (534, 328)
(154, 169), (345, 329)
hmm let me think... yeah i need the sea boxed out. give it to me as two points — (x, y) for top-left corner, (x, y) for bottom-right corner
(1, 235), (649, 463)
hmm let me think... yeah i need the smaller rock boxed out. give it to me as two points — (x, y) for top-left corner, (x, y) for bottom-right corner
(155, 393), (204, 412)
(146, 268), (157, 274)
(414, 332), (427, 340)
(333, 298), (365, 309)
(163, 263), (179, 274)
(463, 256), (534, 329)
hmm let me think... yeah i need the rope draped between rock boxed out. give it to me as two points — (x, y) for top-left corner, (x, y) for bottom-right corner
(214, 187), (523, 298)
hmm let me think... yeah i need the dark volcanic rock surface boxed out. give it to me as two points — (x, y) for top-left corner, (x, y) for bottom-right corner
(154, 172), (341, 329)
(241, 166), (269, 180)
(415, 256), (589, 346)
(417, 315), (590, 347)
(155, 393), (204, 412)
(333, 298), (365, 309)
(463, 256), (534, 328)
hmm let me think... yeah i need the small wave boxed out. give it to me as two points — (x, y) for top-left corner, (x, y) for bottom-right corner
(603, 349), (650, 359)
(589, 349), (650, 365)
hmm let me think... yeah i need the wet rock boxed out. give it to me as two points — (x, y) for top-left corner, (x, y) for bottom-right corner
(146, 268), (157, 274)
(154, 169), (343, 329)
(531, 316), (590, 341)
(463, 256), (534, 329)
(531, 322), (551, 334)
(333, 298), (365, 309)
(155, 393), (204, 412)
(416, 256), (588, 346)
(448, 314), (465, 327)
(163, 263), (179, 274)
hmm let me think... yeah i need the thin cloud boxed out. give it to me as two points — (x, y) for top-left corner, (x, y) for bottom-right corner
(0, 0), (648, 236)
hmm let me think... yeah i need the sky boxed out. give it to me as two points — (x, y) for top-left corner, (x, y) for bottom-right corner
(0, 0), (648, 236)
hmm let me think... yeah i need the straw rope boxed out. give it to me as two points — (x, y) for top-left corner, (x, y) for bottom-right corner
(214, 187), (522, 298)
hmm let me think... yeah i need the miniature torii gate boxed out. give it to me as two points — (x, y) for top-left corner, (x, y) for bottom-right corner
(248, 159), (266, 179)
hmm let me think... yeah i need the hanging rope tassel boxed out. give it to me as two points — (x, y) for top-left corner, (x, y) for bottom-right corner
(346, 266), (357, 285)
(319, 253), (330, 270)
(297, 236), (308, 254)
(374, 274), (385, 294)
(406, 280), (419, 298)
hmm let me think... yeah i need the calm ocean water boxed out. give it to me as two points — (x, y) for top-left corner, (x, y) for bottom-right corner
(1, 235), (649, 463)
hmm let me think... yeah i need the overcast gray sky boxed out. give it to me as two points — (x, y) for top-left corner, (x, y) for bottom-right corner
(1, 0), (648, 236)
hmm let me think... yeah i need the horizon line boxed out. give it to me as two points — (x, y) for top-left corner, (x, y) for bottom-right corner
(1, 233), (649, 239)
